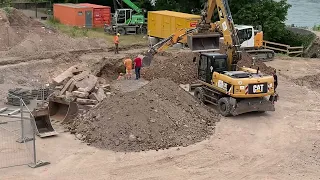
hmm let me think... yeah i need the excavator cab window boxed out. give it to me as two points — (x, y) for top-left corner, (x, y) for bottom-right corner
(198, 54), (228, 84)
(237, 28), (253, 44)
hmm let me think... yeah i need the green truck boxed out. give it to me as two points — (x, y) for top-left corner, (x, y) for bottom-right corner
(104, 0), (147, 35)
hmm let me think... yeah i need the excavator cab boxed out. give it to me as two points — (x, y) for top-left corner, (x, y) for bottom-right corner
(198, 53), (228, 83)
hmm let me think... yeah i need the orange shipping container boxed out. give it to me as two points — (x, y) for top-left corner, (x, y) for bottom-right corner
(53, 3), (93, 28)
(78, 3), (111, 27)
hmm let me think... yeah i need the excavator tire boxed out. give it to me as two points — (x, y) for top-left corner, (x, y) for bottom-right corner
(218, 97), (232, 117)
(194, 87), (205, 103)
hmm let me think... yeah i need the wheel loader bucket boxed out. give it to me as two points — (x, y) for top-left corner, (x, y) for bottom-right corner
(48, 98), (78, 123)
(187, 33), (221, 52)
(31, 107), (58, 138)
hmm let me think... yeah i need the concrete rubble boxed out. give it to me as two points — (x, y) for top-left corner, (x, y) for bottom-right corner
(51, 65), (110, 106)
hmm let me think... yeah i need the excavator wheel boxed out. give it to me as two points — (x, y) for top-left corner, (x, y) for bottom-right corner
(218, 97), (231, 117)
(194, 87), (205, 103)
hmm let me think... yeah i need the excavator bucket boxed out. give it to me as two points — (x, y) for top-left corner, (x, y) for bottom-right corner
(187, 33), (221, 52)
(48, 98), (78, 123)
(142, 51), (153, 67)
(31, 106), (58, 138)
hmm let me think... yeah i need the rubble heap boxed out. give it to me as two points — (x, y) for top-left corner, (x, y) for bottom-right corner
(51, 65), (110, 106)
(67, 78), (220, 152)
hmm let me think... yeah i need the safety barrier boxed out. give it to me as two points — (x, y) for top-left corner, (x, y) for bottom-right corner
(263, 40), (304, 57)
(0, 93), (49, 169)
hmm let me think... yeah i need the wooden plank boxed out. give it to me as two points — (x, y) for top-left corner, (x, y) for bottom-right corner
(288, 46), (303, 49)
(0, 107), (8, 113)
(288, 51), (303, 54)
(263, 40), (290, 48)
(8, 109), (20, 115)
(264, 45), (288, 53)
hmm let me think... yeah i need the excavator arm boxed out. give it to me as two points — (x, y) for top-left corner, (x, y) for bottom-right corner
(121, 0), (143, 14)
(193, 0), (241, 70)
(143, 0), (241, 70)
(142, 28), (197, 66)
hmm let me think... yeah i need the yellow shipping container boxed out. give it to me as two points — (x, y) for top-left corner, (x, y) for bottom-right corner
(148, 10), (201, 43)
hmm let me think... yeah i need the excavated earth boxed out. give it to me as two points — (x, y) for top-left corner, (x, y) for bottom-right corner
(0, 8), (105, 57)
(142, 51), (276, 84)
(142, 51), (199, 84)
(67, 78), (219, 152)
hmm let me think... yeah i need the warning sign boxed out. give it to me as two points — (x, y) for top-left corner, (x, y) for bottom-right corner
(190, 22), (197, 27)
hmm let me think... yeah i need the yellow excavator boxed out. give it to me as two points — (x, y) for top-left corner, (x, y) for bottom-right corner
(143, 0), (277, 116)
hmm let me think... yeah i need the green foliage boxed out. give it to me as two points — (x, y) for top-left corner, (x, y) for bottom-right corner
(0, 0), (12, 8)
(313, 25), (320, 31)
(2, 7), (13, 15)
(231, 0), (291, 42)
(279, 30), (316, 48)
(48, 16), (60, 24)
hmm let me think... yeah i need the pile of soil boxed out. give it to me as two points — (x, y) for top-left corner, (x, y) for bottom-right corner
(67, 78), (219, 152)
(0, 8), (104, 57)
(305, 37), (320, 58)
(141, 51), (275, 83)
(142, 51), (199, 84)
(237, 52), (276, 75)
(293, 73), (320, 90)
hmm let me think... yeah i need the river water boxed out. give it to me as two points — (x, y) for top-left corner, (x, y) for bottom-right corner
(285, 0), (320, 27)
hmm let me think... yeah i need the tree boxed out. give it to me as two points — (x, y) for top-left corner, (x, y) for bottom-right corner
(231, 0), (291, 42)
(153, 0), (292, 43)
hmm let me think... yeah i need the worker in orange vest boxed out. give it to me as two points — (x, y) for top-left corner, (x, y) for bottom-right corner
(124, 57), (133, 79)
(113, 33), (120, 54)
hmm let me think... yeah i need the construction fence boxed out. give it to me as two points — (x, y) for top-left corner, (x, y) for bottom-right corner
(263, 40), (304, 57)
(0, 93), (49, 169)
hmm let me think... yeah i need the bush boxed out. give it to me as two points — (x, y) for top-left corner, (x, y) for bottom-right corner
(278, 30), (316, 48)
(313, 25), (320, 31)
(48, 17), (60, 25)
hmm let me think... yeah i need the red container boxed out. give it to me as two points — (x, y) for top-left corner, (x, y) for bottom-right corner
(79, 3), (111, 27)
(53, 3), (93, 27)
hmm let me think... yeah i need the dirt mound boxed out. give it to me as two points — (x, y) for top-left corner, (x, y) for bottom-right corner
(142, 51), (199, 84)
(237, 52), (276, 75)
(294, 73), (320, 90)
(0, 8), (103, 56)
(305, 37), (320, 58)
(67, 78), (219, 152)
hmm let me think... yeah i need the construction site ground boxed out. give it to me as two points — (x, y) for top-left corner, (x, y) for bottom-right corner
(0, 50), (320, 179)
(1, 9), (320, 180)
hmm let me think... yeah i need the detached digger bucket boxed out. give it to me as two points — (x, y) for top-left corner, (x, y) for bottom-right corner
(187, 33), (221, 52)
(31, 107), (58, 138)
(48, 98), (78, 123)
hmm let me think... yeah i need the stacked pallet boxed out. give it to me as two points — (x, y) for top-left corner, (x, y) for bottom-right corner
(7, 88), (31, 106)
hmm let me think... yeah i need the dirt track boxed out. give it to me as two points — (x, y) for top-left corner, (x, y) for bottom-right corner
(0, 56), (320, 179)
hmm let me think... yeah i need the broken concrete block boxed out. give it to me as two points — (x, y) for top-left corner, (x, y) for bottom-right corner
(73, 71), (90, 81)
(72, 91), (89, 98)
(96, 88), (106, 101)
(76, 98), (98, 105)
(101, 84), (111, 92)
(60, 78), (74, 96)
(52, 65), (82, 85)
(68, 81), (76, 92)
(75, 75), (98, 93)
(55, 85), (63, 90)
(89, 93), (98, 101)
(65, 91), (76, 101)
